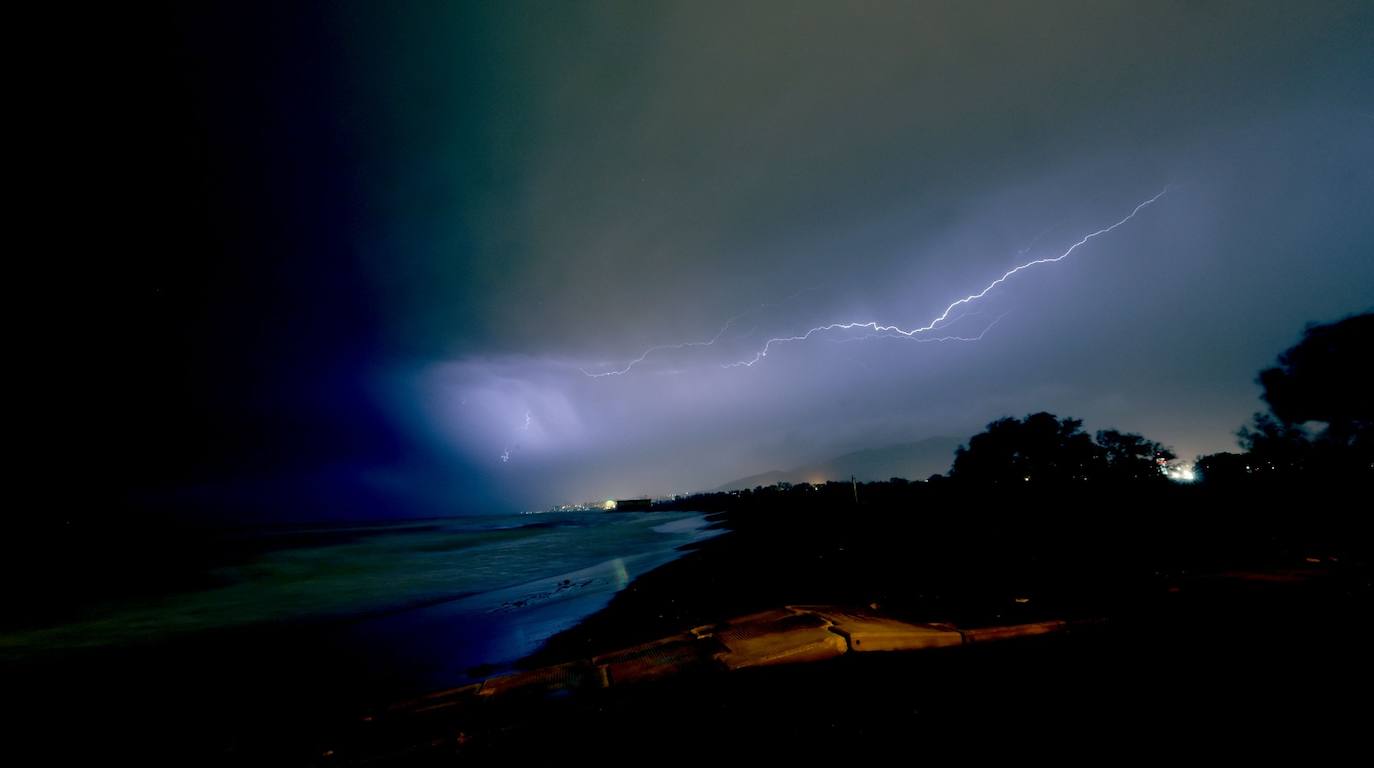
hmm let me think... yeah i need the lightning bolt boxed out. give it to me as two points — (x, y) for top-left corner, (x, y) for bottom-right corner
(829, 311), (1010, 346)
(725, 187), (1169, 368)
(500, 410), (535, 463)
(579, 286), (822, 377)
(579, 318), (740, 378)
(578, 188), (1167, 376)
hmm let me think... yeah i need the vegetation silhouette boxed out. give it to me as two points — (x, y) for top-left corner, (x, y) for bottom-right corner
(1204, 310), (1372, 481)
(947, 412), (1175, 485)
(647, 313), (1373, 532)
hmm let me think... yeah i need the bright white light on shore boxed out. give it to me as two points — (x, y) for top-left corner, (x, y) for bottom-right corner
(1164, 462), (1197, 483)
(603, 499), (617, 510)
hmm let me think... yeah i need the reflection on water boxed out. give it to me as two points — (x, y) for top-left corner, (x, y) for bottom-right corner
(1, 511), (718, 677)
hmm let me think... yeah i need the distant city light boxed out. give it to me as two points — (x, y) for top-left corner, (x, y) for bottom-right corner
(1164, 462), (1197, 483)
(603, 499), (618, 510)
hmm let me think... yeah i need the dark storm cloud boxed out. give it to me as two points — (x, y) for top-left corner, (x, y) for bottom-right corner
(351, 2), (1371, 510)
(68, 2), (1371, 517)
(353, 1), (1370, 355)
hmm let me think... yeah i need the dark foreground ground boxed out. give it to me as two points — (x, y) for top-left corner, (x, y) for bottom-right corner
(316, 484), (1373, 764)
(8, 484), (1372, 764)
(344, 603), (1368, 764)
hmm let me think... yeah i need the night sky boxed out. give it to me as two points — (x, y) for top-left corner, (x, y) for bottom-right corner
(49, 2), (1373, 519)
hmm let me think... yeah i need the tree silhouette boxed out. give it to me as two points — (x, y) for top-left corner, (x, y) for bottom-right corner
(1258, 312), (1372, 440)
(950, 413), (1178, 485)
(951, 412), (1098, 484)
(1239, 311), (1372, 477)
(1194, 451), (1251, 484)
(1096, 429), (1176, 483)
(1236, 413), (1315, 476)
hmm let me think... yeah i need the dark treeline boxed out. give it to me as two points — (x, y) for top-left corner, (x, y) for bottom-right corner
(1201, 311), (1372, 482)
(658, 310), (1372, 511)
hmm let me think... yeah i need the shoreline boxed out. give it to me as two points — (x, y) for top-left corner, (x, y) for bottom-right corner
(2, 511), (723, 764)
(520, 505), (1125, 668)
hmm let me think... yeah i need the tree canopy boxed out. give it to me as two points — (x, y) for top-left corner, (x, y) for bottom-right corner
(1225, 311), (1373, 478)
(1257, 312), (1372, 443)
(950, 412), (1173, 485)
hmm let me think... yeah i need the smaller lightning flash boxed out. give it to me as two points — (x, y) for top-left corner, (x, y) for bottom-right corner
(579, 286), (821, 378)
(499, 410), (535, 463)
(580, 319), (739, 378)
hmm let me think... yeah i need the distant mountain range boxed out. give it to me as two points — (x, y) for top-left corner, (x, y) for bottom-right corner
(710, 436), (963, 492)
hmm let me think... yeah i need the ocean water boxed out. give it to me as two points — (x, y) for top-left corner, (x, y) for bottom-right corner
(2, 511), (719, 694)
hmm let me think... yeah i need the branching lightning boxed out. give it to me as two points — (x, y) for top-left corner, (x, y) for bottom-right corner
(579, 286), (821, 377)
(726, 187), (1169, 367)
(829, 311), (1010, 346)
(579, 318), (740, 378)
(500, 410), (534, 463)
(582, 188), (1169, 376)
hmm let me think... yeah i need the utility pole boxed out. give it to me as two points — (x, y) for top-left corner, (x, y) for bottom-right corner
(851, 475), (858, 505)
